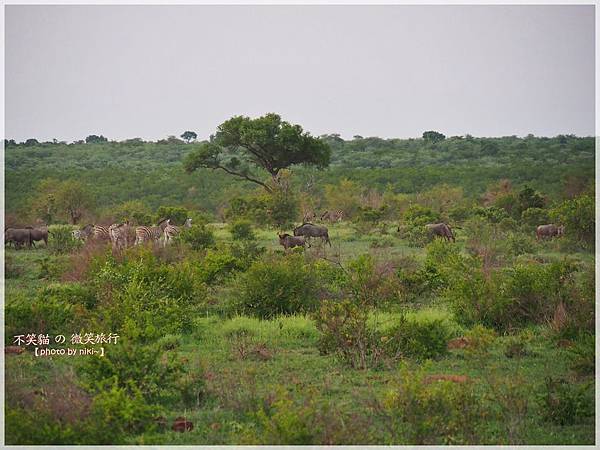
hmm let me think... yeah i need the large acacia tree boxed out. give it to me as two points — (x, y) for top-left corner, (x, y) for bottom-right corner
(183, 113), (331, 192)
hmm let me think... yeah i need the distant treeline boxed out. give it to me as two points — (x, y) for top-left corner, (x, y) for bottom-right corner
(5, 134), (594, 218)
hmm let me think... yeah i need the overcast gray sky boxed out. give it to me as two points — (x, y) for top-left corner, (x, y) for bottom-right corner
(5, 5), (595, 142)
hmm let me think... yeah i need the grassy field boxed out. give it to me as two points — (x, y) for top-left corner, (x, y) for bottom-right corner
(4, 223), (595, 445)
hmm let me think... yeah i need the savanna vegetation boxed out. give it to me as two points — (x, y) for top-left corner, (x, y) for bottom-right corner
(4, 114), (595, 445)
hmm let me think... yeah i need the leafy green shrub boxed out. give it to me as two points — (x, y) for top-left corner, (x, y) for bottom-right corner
(156, 333), (183, 351)
(78, 341), (188, 406)
(463, 325), (497, 358)
(315, 299), (380, 369)
(198, 247), (241, 284)
(237, 254), (320, 319)
(229, 219), (256, 241)
(396, 257), (443, 301)
(48, 224), (81, 254)
(566, 333), (595, 376)
(154, 205), (189, 225)
(540, 377), (594, 425)
(399, 205), (441, 247)
(85, 380), (157, 444)
(240, 387), (366, 445)
(39, 282), (97, 309)
(521, 207), (549, 229)
(503, 335), (529, 359)
(382, 316), (450, 360)
(176, 223), (215, 250)
(38, 254), (72, 280)
(6, 291), (76, 341)
(379, 365), (485, 444)
(90, 247), (207, 341)
(445, 259), (579, 331)
(503, 232), (535, 258)
(550, 193), (594, 249)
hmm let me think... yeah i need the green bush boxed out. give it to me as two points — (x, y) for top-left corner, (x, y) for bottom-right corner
(445, 258), (579, 331)
(229, 219), (256, 241)
(90, 247), (207, 341)
(315, 299), (380, 369)
(237, 254), (320, 319)
(6, 291), (76, 341)
(39, 282), (97, 309)
(78, 341), (188, 406)
(382, 316), (450, 360)
(198, 247), (241, 285)
(176, 223), (215, 250)
(85, 380), (157, 444)
(540, 377), (594, 425)
(380, 365), (485, 444)
(566, 333), (595, 376)
(48, 224), (81, 254)
(550, 194), (594, 249)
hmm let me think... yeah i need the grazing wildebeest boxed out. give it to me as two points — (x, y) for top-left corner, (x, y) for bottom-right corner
(293, 222), (331, 246)
(278, 233), (307, 251)
(5, 228), (32, 249)
(27, 226), (49, 247)
(425, 223), (455, 242)
(536, 224), (565, 240)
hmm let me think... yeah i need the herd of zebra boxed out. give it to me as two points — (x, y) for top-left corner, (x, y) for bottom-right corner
(73, 218), (193, 249)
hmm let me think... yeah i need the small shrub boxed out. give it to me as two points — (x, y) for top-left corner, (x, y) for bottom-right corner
(378, 365), (486, 444)
(78, 341), (188, 407)
(540, 377), (594, 425)
(566, 333), (595, 376)
(315, 299), (381, 369)
(156, 333), (183, 351)
(229, 219), (256, 241)
(48, 224), (81, 254)
(237, 254), (320, 319)
(85, 380), (157, 444)
(176, 223), (215, 250)
(382, 316), (450, 360)
(6, 292), (76, 340)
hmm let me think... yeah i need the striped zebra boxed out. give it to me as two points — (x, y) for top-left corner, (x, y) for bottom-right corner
(303, 210), (316, 223)
(109, 221), (132, 250)
(92, 224), (111, 240)
(73, 224), (94, 241)
(163, 218), (192, 245)
(135, 218), (170, 245)
(320, 210), (344, 223)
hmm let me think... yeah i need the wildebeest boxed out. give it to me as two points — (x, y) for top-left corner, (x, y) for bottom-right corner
(278, 233), (307, 251)
(27, 226), (48, 247)
(5, 228), (32, 249)
(425, 223), (455, 242)
(293, 222), (331, 246)
(536, 224), (565, 240)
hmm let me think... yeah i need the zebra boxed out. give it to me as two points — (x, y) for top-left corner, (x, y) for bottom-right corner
(303, 210), (316, 223)
(135, 218), (170, 245)
(109, 221), (132, 250)
(163, 218), (192, 245)
(92, 224), (111, 240)
(320, 210), (344, 223)
(73, 224), (94, 241)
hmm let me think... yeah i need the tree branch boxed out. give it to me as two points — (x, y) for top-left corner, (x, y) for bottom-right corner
(212, 164), (272, 193)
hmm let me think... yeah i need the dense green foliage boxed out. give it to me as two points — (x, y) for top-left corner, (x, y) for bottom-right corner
(6, 134), (593, 222)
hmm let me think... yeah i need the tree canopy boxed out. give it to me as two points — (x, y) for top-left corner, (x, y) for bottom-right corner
(183, 113), (331, 192)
